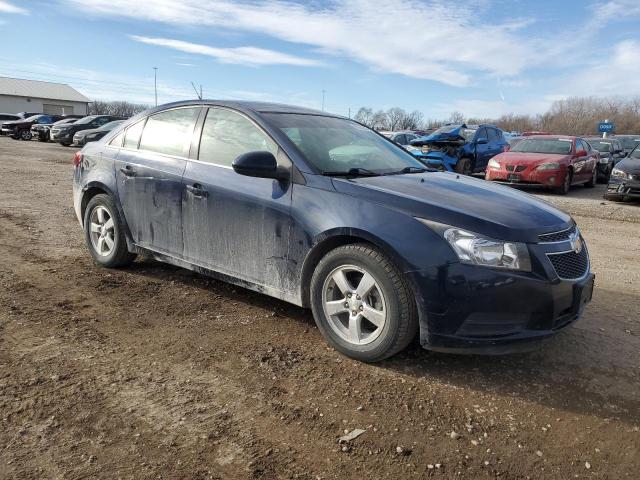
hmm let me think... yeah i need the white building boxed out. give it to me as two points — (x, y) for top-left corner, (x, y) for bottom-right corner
(0, 76), (90, 115)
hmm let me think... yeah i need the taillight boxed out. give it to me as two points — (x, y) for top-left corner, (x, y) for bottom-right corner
(73, 151), (83, 167)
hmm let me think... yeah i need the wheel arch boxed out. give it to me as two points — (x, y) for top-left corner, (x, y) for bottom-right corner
(299, 228), (411, 308)
(80, 182), (135, 250)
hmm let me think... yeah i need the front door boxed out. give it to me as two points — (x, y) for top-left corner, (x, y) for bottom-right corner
(115, 107), (201, 256)
(182, 107), (292, 293)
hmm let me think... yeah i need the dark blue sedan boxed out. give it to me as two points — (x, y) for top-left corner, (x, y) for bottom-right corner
(72, 101), (594, 362)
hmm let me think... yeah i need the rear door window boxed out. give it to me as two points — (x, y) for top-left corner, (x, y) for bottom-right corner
(394, 134), (407, 145)
(198, 108), (277, 167)
(575, 140), (586, 155)
(487, 128), (498, 142)
(139, 107), (200, 157)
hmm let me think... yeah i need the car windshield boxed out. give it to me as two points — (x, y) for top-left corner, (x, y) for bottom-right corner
(24, 115), (40, 122)
(620, 137), (640, 149)
(264, 113), (425, 174)
(99, 121), (123, 130)
(54, 118), (77, 125)
(74, 116), (98, 125)
(589, 141), (612, 153)
(511, 138), (572, 155)
(630, 147), (640, 159)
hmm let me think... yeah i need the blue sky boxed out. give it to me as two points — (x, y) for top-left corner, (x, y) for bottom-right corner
(1, 0), (639, 119)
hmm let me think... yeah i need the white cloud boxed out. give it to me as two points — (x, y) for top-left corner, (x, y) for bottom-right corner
(0, 1), (27, 14)
(562, 40), (640, 97)
(63, 0), (534, 87)
(130, 35), (321, 67)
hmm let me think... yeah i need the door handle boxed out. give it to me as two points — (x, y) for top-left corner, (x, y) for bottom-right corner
(186, 184), (209, 198)
(120, 165), (136, 177)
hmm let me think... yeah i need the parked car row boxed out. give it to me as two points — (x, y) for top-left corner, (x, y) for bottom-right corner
(379, 125), (639, 197)
(0, 112), (127, 146)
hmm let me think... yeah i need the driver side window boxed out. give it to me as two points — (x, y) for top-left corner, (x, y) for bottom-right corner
(198, 108), (277, 167)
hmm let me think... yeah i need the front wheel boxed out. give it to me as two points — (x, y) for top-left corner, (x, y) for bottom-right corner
(20, 129), (32, 141)
(455, 157), (472, 175)
(83, 194), (136, 268)
(310, 243), (418, 362)
(554, 170), (572, 195)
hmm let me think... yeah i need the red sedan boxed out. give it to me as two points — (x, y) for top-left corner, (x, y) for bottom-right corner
(485, 135), (598, 194)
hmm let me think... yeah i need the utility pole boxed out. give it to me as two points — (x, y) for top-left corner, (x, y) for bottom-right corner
(348, 107), (351, 119)
(322, 89), (326, 111)
(153, 67), (158, 106)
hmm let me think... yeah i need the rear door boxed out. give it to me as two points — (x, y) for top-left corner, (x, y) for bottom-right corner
(115, 107), (201, 256)
(181, 107), (292, 292)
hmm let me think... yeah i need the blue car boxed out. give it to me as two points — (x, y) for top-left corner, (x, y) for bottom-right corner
(73, 101), (593, 362)
(410, 124), (509, 174)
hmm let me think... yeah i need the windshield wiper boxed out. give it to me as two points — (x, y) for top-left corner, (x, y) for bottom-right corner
(383, 166), (429, 175)
(322, 167), (380, 177)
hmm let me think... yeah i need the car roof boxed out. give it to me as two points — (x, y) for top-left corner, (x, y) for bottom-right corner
(145, 99), (343, 119)
(521, 135), (577, 140)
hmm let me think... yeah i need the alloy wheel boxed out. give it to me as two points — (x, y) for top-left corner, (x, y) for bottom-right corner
(89, 206), (115, 256)
(321, 265), (387, 345)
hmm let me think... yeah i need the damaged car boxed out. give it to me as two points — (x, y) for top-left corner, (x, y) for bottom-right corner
(73, 101), (593, 362)
(409, 124), (509, 174)
(604, 144), (640, 201)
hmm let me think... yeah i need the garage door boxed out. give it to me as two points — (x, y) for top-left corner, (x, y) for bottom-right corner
(43, 104), (74, 115)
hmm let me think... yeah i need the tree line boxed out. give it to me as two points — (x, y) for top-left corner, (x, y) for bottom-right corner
(88, 100), (150, 117)
(354, 96), (640, 135)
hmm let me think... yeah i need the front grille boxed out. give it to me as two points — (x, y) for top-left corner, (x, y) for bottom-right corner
(547, 248), (589, 280)
(539, 225), (577, 243)
(506, 165), (526, 172)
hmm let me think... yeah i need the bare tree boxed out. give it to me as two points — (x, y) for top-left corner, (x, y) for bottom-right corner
(449, 111), (465, 124)
(354, 107), (374, 127)
(88, 100), (150, 117)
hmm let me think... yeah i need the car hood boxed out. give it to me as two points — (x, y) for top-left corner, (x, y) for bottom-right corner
(411, 127), (468, 146)
(615, 156), (640, 175)
(331, 172), (572, 243)
(75, 127), (99, 136)
(493, 152), (570, 165)
(2, 120), (24, 127)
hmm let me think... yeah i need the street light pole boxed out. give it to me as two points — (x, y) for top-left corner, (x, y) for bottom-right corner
(153, 67), (158, 106)
(322, 89), (326, 111)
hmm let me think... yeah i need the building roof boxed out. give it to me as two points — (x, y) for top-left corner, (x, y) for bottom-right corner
(0, 76), (90, 103)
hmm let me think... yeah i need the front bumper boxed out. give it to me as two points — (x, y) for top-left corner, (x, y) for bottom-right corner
(412, 151), (458, 172)
(486, 165), (564, 188)
(51, 131), (73, 142)
(408, 240), (593, 353)
(605, 176), (640, 199)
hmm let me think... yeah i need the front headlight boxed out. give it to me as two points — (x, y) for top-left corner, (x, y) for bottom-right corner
(611, 168), (630, 179)
(487, 158), (501, 170)
(537, 162), (560, 170)
(417, 220), (531, 271)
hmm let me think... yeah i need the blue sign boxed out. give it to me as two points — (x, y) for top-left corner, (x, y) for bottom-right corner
(598, 122), (615, 133)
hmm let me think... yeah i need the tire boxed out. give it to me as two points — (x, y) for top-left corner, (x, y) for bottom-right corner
(38, 133), (49, 142)
(310, 243), (418, 362)
(83, 194), (136, 268)
(20, 129), (32, 141)
(585, 166), (596, 188)
(61, 142), (72, 147)
(455, 157), (472, 175)
(554, 170), (572, 195)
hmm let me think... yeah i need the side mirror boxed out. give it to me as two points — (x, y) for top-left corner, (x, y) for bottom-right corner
(476, 137), (488, 145)
(232, 151), (288, 180)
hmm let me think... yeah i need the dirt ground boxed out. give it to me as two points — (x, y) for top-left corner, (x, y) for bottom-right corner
(1, 137), (638, 480)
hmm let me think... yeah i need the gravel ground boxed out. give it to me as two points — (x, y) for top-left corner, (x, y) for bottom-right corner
(1, 137), (639, 479)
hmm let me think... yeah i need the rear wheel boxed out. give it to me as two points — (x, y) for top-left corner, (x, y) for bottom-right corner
(585, 166), (596, 188)
(554, 170), (572, 195)
(455, 157), (472, 175)
(310, 243), (418, 362)
(83, 194), (136, 268)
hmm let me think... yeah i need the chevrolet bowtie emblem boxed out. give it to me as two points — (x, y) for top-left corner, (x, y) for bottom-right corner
(569, 231), (583, 254)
